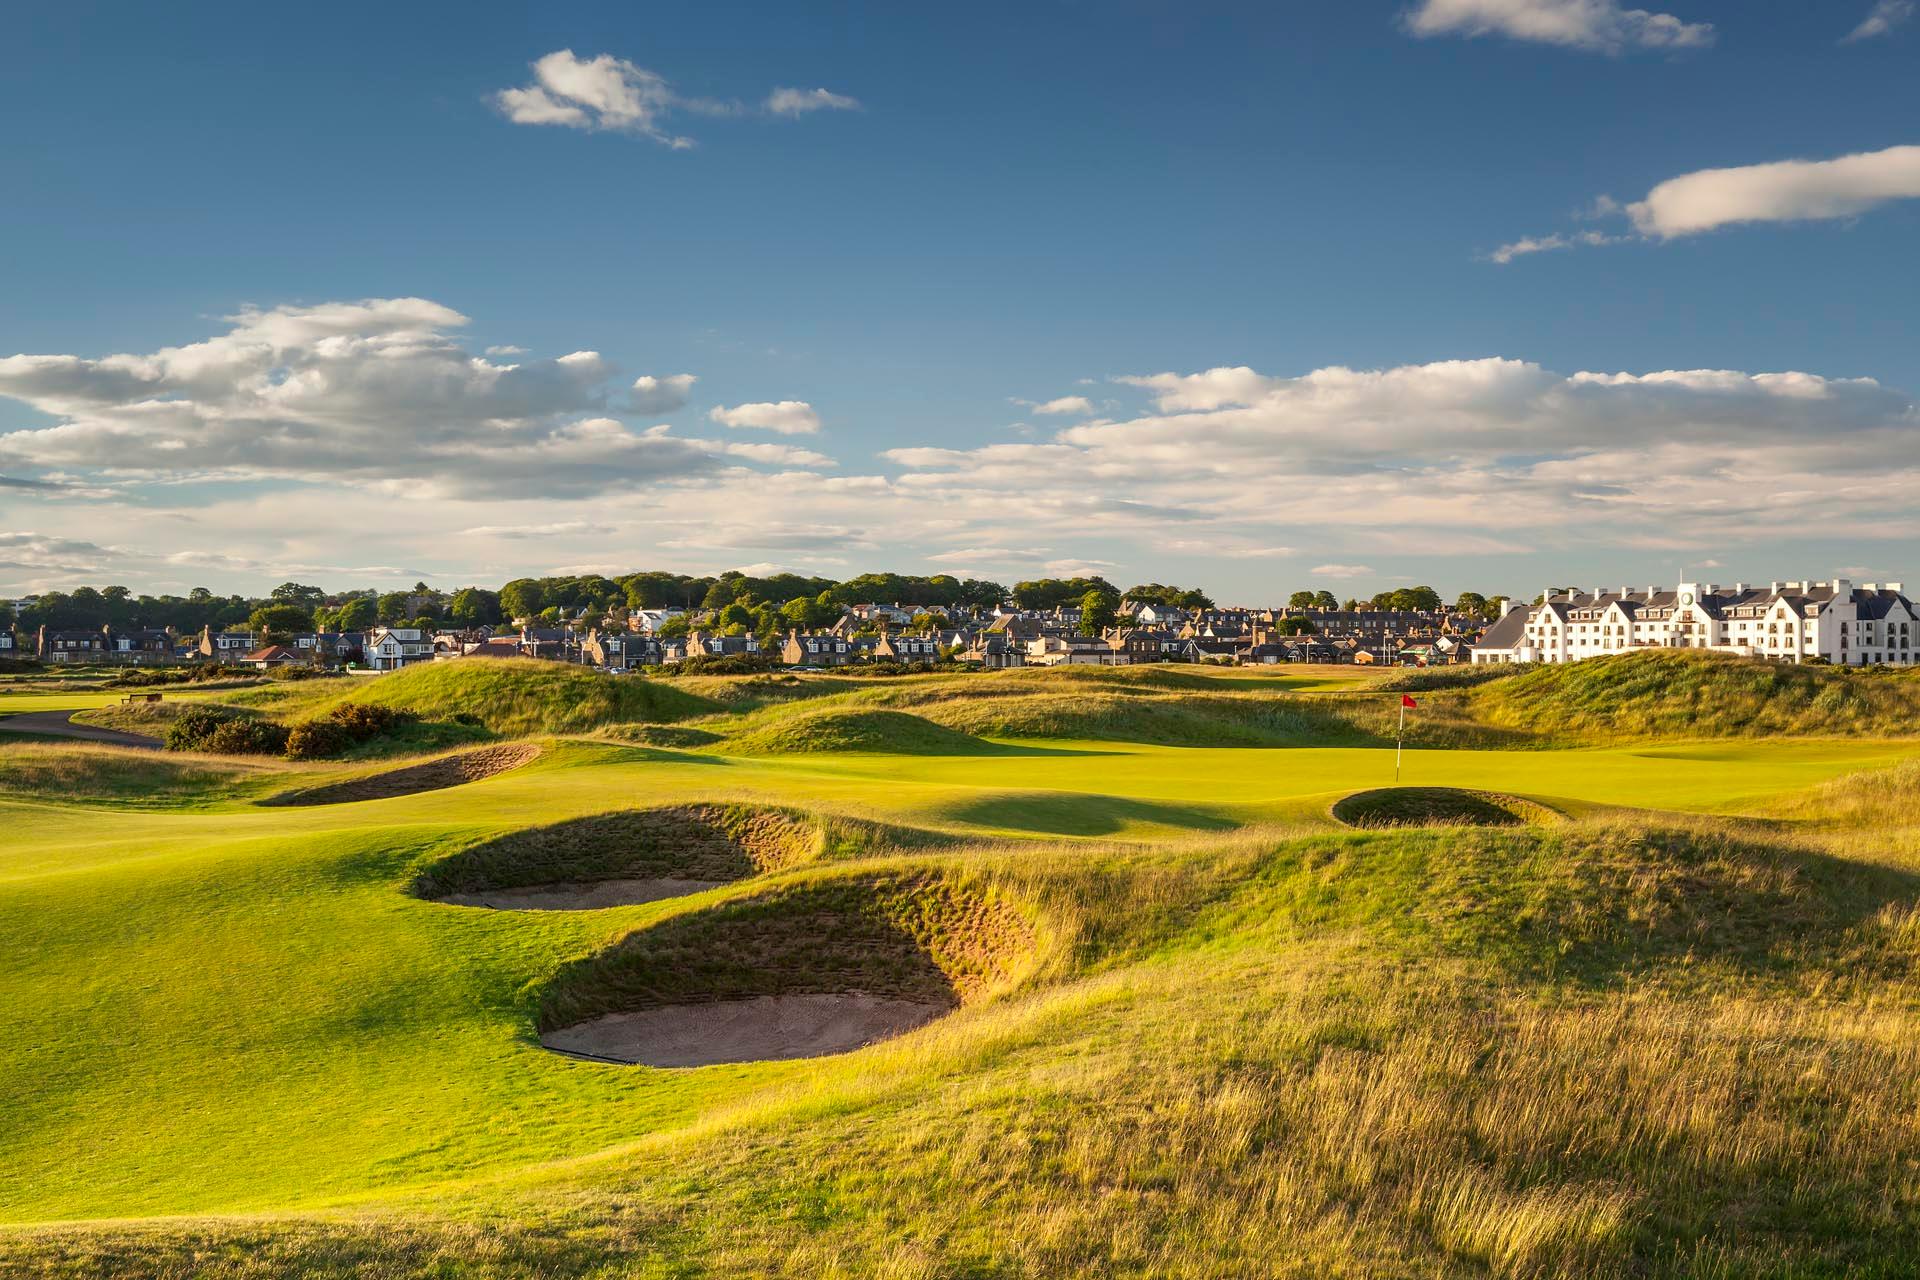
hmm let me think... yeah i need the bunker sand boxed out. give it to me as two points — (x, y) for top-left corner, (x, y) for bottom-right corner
(540, 993), (951, 1066)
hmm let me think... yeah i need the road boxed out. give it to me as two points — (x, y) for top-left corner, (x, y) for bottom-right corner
(0, 710), (162, 750)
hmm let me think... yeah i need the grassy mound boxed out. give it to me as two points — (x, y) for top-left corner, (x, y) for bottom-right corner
(415, 804), (822, 898)
(537, 871), (1036, 1033)
(71, 699), (209, 735)
(0, 743), (269, 809)
(724, 707), (1003, 755)
(1332, 786), (1560, 829)
(1474, 650), (1920, 739)
(236, 660), (721, 737)
(600, 722), (726, 749)
(262, 743), (542, 807)
(1235, 820), (1920, 989)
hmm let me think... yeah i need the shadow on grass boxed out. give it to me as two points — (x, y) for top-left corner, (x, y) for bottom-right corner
(937, 790), (1241, 837)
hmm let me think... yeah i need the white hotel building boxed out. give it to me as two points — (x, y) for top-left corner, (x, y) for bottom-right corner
(1472, 579), (1919, 667)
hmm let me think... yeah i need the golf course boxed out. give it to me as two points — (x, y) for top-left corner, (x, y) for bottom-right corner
(5, 652), (1920, 1277)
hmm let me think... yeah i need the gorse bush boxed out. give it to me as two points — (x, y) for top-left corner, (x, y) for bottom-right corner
(165, 707), (289, 756)
(284, 703), (416, 760)
(166, 702), (412, 759)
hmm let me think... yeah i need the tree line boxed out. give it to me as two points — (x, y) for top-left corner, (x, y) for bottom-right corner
(6, 571), (1507, 644)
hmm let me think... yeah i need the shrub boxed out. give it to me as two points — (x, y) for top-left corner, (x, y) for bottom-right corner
(283, 702), (416, 760)
(204, 718), (291, 756)
(283, 719), (351, 760)
(164, 707), (240, 752)
(165, 707), (289, 755)
(671, 653), (779, 676)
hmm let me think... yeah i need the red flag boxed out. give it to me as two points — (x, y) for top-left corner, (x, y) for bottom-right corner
(1401, 694), (1418, 709)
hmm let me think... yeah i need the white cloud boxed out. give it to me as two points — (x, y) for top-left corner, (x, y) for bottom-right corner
(494, 51), (858, 147)
(1116, 367), (1275, 411)
(483, 344), (527, 357)
(1402, 0), (1714, 53)
(1488, 230), (1628, 263)
(629, 373), (697, 415)
(882, 356), (1920, 559)
(494, 51), (697, 148)
(1845, 0), (1915, 41)
(457, 521), (592, 539)
(0, 299), (828, 501)
(765, 87), (861, 117)
(925, 546), (1050, 565)
(1492, 143), (1920, 260)
(1031, 395), (1095, 416)
(708, 400), (822, 434)
(1310, 564), (1377, 579)
(1627, 144), (1920, 237)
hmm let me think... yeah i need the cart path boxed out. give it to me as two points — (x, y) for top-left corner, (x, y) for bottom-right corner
(0, 710), (161, 750)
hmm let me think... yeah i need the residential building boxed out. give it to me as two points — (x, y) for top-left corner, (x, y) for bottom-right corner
(1472, 579), (1920, 666)
(782, 631), (853, 667)
(1027, 635), (1129, 666)
(197, 628), (258, 663)
(363, 626), (433, 672)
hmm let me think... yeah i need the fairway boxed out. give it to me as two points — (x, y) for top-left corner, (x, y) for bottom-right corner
(7, 656), (1920, 1277)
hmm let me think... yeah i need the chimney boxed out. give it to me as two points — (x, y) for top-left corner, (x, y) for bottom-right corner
(1770, 581), (1782, 592)
(1734, 582), (1747, 593)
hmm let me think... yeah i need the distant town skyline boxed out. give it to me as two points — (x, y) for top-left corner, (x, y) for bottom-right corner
(2, 1), (1917, 600)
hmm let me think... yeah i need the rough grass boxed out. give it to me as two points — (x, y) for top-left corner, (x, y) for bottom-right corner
(1474, 651), (1920, 740)
(231, 659), (721, 736)
(715, 676), (1529, 751)
(537, 869), (1038, 1032)
(70, 699), (213, 734)
(0, 742), (272, 809)
(1332, 787), (1562, 829)
(414, 804), (825, 897)
(722, 706), (1007, 755)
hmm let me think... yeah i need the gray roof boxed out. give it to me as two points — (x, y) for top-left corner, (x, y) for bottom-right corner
(1474, 608), (1528, 652)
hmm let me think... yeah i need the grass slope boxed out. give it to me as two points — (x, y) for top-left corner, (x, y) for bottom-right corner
(1475, 650), (1920, 739)
(232, 659), (721, 736)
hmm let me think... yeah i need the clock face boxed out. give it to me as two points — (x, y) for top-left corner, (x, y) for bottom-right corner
(1679, 592), (1694, 606)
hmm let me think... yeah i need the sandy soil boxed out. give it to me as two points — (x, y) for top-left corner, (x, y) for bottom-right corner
(265, 743), (540, 806)
(442, 878), (729, 910)
(541, 993), (951, 1067)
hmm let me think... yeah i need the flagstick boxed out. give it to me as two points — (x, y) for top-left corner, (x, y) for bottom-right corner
(1395, 700), (1404, 784)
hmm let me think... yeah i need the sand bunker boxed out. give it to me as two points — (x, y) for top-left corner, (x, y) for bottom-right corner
(541, 993), (949, 1066)
(1332, 786), (1560, 829)
(264, 743), (540, 806)
(441, 878), (729, 911)
(536, 873), (1035, 1066)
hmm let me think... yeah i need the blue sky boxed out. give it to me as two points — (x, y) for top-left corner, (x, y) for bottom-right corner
(2, 0), (1917, 602)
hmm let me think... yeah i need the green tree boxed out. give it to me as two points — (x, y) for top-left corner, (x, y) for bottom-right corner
(448, 587), (502, 627)
(1313, 591), (1339, 610)
(1454, 591), (1489, 619)
(332, 597), (376, 631)
(499, 579), (546, 621)
(1288, 590), (1318, 609)
(246, 603), (314, 644)
(270, 582), (325, 608)
(1079, 588), (1120, 636)
(376, 592), (411, 623)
